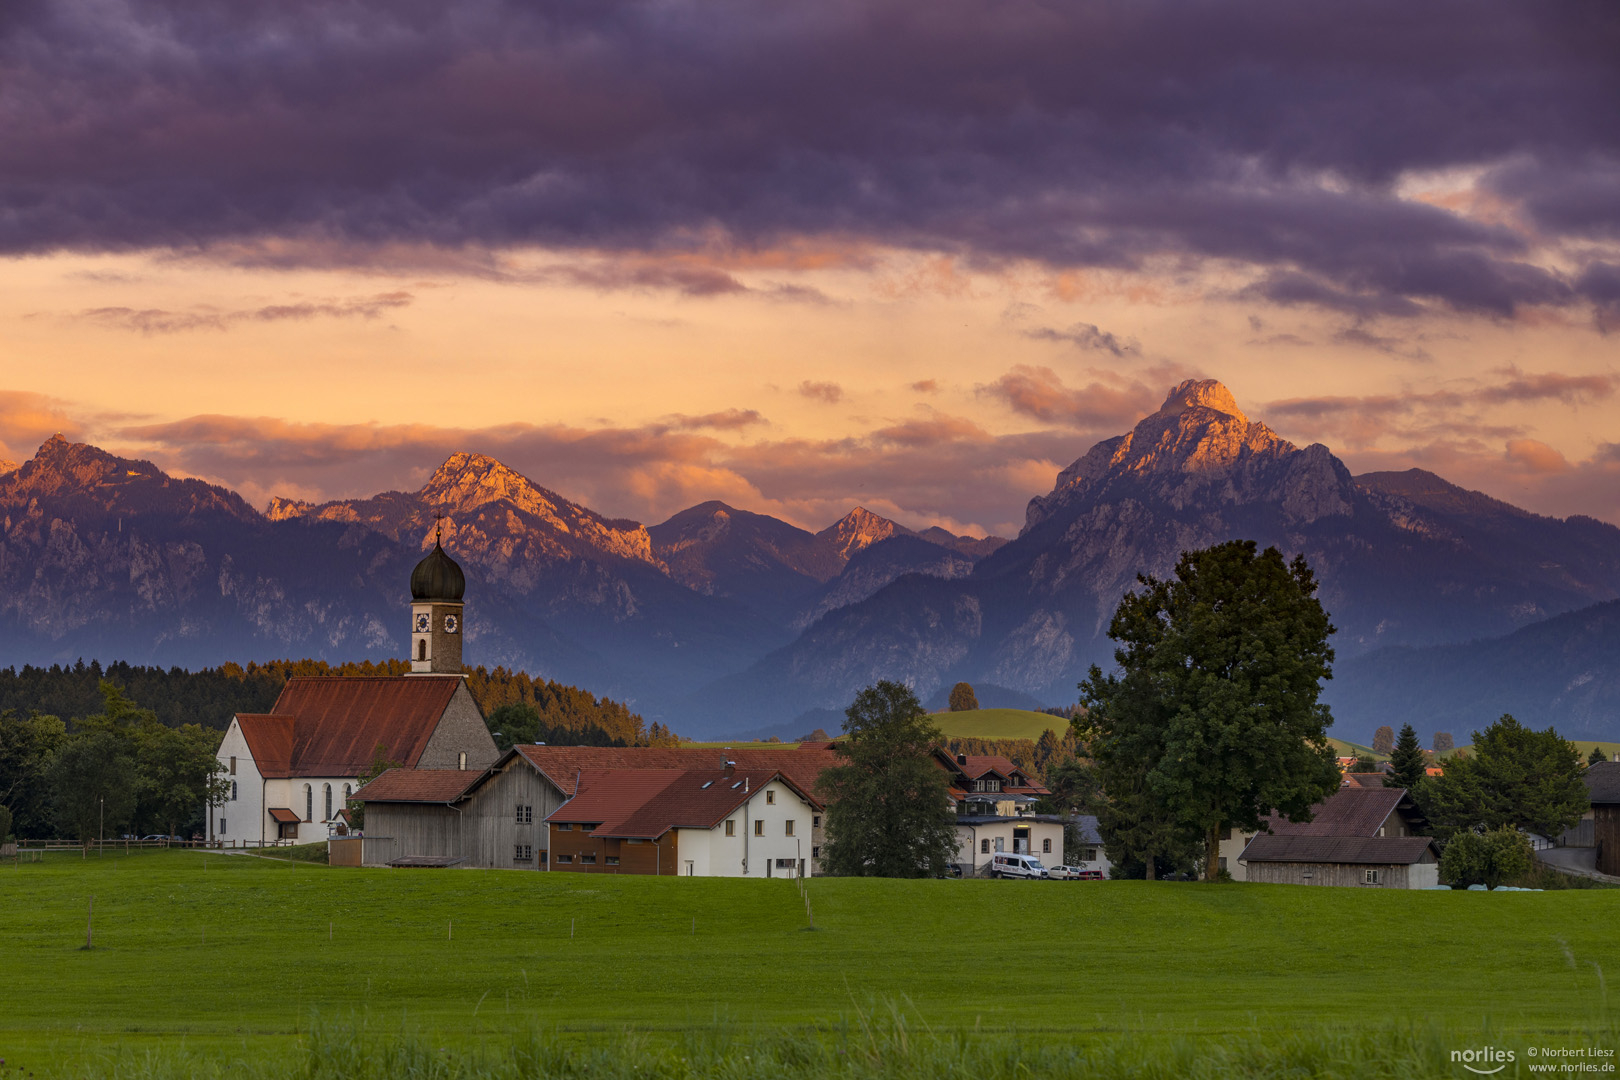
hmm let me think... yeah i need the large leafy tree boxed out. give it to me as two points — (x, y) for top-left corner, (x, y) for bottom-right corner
(0, 709), (67, 839)
(1423, 714), (1586, 839)
(48, 731), (137, 850)
(816, 681), (958, 878)
(136, 725), (228, 839)
(948, 682), (979, 712)
(1372, 726), (1395, 756)
(1440, 827), (1534, 889)
(1079, 541), (1342, 882)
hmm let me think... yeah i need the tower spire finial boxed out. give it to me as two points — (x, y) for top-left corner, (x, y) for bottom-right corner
(434, 511), (443, 546)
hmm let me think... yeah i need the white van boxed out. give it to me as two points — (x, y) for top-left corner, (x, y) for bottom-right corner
(991, 853), (1048, 879)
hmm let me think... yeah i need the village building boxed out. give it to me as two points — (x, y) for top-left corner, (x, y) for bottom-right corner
(213, 536), (499, 846)
(1236, 786), (1439, 888)
(934, 750), (1075, 876)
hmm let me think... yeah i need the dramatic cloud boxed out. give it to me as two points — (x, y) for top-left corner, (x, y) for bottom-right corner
(2, 1), (1617, 317)
(798, 381), (844, 405)
(1022, 322), (1140, 358)
(71, 292), (415, 333)
(980, 366), (1161, 429)
(1264, 370), (1619, 450)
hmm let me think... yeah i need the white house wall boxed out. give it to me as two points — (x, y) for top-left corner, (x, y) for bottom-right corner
(954, 820), (1065, 876)
(671, 780), (815, 878)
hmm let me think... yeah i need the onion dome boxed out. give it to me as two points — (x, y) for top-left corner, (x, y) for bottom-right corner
(410, 539), (465, 602)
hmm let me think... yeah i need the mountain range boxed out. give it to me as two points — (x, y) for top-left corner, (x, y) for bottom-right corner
(3, 378), (1618, 742)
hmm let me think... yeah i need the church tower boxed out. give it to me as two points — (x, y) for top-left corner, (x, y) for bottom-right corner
(408, 525), (466, 675)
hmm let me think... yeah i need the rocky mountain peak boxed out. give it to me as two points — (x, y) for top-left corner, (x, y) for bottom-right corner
(818, 506), (909, 559)
(0, 435), (256, 521)
(1151, 378), (1248, 424)
(1024, 378), (1332, 532)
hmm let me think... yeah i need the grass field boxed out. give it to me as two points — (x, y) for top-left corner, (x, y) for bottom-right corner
(931, 707), (1062, 741)
(2, 850), (1618, 1076)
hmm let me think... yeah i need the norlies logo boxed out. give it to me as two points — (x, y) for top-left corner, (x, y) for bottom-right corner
(1453, 1046), (1517, 1075)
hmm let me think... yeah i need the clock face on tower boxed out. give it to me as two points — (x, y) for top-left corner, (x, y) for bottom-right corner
(414, 613), (430, 633)
(443, 614), (460, 634)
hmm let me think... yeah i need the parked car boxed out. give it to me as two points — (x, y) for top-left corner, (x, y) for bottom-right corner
(1047, 864), (1084, 879)
(991, 853), (1048, 879)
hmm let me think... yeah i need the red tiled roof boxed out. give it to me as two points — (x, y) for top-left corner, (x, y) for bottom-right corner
(513, 745), (838, 802)
(546, 767), (817, 839)
(1342, 772), (1390, 789)
(1240, 834), (1437, 865)
(239, 676), (462, 778)
(268, 807), (301, 824)
(353, 768), (482, 803)
(932, 749), (1050, 796)
(1262, 786), (1407, 838)
(236, 715), (295, 776)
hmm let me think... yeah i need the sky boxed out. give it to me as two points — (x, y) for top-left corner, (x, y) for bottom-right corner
(2, 0), (1617, 537)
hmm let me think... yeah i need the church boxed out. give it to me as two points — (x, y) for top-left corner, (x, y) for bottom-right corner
(212, 534), (500, 846)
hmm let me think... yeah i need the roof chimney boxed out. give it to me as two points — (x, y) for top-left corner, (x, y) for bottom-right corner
(957, 753), (967, 766)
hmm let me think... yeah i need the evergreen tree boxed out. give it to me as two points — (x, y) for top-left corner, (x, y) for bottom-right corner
(1079, 541), (1341, 882)
(1589, 746), (1608, 766)
(1423, 714), (1587, 839)
(1386, 724), (1427, 791)
(948, 682), (979, 712)
(817, 682), (958, 878)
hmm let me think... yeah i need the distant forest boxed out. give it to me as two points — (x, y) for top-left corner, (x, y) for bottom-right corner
(0, 659), (668, 747)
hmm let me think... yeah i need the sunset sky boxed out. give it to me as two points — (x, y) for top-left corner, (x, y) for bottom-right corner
(2, 1), (1616, 536)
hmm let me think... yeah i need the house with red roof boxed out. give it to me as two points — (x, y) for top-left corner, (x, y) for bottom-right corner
(354, 742), (837, 872)
(932, 750), (1075, 876)
(213, 540), (499, 846)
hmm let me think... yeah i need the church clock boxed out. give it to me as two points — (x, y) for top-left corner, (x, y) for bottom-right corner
(443, 614), (459, 634)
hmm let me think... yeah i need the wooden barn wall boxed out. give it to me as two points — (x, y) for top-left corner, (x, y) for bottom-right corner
(363, 804), (461, 864)
(459, 760), (568, 870)
(1596, 807), (1620, 876)
(1246, 862), (1411, 888)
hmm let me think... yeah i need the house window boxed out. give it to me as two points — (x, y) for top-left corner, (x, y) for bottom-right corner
(1365, 869), (1381, 884)
(725, 820), (735, 836)
(766, 790), (775, 805)
(558, 823), (573, 831)
(230, 781), (237, 801)
(219, 818), (226, 834)
(229, 756), (236, 775)
(324, 784), (333, 821)
(1042, 838), (1052, 853)
(812, 815), (821, 827)
(514, 845), (533, 862)
(754, 820), (764, 837)
(785, 820), (795, 837)
(516, 805), (533, 824)
(343, 784), (351, 800)
(994, 837), (1004, 853)
(556, 854), (573, 864)
(1219, 857), (1228, 872)
(812, 846), (820, 859)
(1084, 847), (1097, 862)
(458, 751), (467, 771)
(775, 858), (795, 869)
(980, 839), (990, 854)
(304, 784), (313, 822)
(580, 854), (597, 865)
(605, 856), (620, 866)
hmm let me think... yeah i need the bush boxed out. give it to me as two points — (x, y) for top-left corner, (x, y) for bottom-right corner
(1440, 828), (1533, 889)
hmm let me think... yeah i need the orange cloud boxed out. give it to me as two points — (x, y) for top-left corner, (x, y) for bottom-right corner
(1505, 438), (1570, 474)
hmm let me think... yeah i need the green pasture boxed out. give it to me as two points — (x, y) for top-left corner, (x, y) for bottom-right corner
(931, 707), (1062, 741)
(1, 849), (1617, 1075)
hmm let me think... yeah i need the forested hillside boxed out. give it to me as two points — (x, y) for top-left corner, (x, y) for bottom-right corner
(0, 660), (666, 745)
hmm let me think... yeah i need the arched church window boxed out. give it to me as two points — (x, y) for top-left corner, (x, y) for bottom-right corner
(418, 639), (427, 661)
(324, 783), (333, 821)
(304, 784), (313, 822)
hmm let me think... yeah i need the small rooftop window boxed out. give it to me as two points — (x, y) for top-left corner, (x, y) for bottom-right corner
(701, 780), (714, 789)
(732, 781), (743, 789)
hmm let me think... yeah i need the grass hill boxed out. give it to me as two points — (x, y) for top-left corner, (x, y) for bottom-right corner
(1, 850), (1615, 1076)
(931, 708), (1064, 741)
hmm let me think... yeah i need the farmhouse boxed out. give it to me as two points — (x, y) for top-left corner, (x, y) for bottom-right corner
(356, 743), (839, 873)
(1578, 760), (1620, 875)
(213, 536), (499, 846)
(1237, 786), (1439, 888)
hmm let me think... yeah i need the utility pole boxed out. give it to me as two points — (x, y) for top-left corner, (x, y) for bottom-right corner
(99, 797), (104, 857)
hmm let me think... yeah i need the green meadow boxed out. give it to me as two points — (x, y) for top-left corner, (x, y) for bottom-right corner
(931, 707), (1063, 741)
(2, 850), (1617, 1077)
